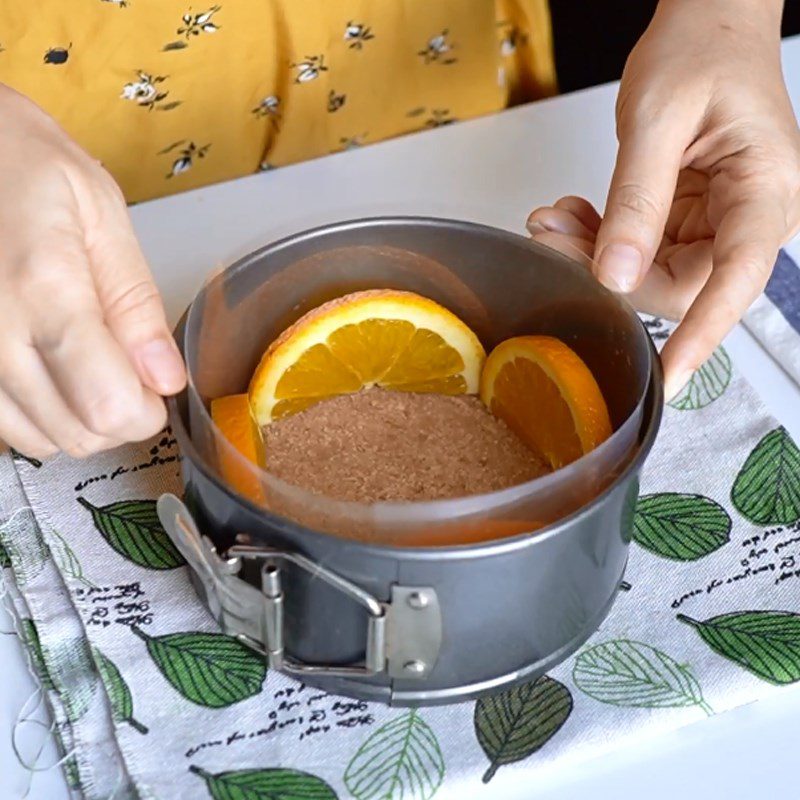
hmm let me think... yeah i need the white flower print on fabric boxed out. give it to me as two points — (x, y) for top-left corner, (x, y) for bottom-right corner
(343, 21), (374, 50)
(121, 75), (156, 104)
(178, 6), (221, 37)
(251, 95), (281, 128)
(497, 21), (527, 57)
(163, 5), (221, 49)
(418, 29), (457, 65)
(121, 72), (181, 111)
(159, 140), (211, 179)
(291, 55), (328, 84)
(101, 0), (130, 8)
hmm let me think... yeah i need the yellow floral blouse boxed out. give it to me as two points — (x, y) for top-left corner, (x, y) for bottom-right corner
(0, 1), (556, 203)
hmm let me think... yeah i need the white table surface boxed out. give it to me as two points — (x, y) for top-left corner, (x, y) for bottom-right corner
(4, 33), (800, 800)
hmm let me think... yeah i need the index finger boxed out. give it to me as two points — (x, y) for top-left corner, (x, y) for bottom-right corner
(660, 195), (785, 399)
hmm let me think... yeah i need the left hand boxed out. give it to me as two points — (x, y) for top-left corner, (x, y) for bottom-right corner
(527, 0), (800, 399)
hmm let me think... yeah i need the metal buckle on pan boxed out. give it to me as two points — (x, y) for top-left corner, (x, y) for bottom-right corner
(226, 543), (386, 677)
(157, 494), (442, 680)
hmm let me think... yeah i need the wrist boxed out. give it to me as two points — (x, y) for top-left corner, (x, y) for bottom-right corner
(657, 0), (783, 29)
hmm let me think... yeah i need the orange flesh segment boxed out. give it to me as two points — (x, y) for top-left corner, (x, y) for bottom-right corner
(210, 393), (265, 504)
(480, 336), (612, 470)
(248, 289), (485, 426)
(417, 519), (543, 546)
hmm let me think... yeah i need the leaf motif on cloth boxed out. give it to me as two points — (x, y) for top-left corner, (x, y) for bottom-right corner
(132, 627), (267, 707)
(473, 676), (572, 783)
(64, 757), (82, 790)
(10, 449), (42, 468)
(20, 619), (55, 691)
(54, 637), (99, 722)
(93, 648), (148, 733)
(678, 610), (800, 685)
(48, 527), (96, 587)
(668, 347), (732, 410)
(0, 509), (50, 584)
(731, 427), (800, 525)
(78, 497), (185, 570)
(572, 640), (712, 715)
(53, 729), (82, 790)
(344, 709), (445, 799)
(20, 621), (97, 721)
(190, 765), (338, 799)
(633, 493), (731, 561)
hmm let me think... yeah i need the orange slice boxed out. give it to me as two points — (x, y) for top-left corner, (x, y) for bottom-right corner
(480, 336), (612, 470)
(408, 519), (543, 546)
(210, 394), (265, 503)
(249, 289), (486, 426)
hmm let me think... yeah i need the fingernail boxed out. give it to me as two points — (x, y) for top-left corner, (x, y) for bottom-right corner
(598, 243), (642, 293)
(137, 338), (186, 394)
(665, 368), (694, 402)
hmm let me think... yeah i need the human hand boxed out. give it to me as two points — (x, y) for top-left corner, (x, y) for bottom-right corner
(0, 84), (186, 460)
(527, 0), (800, 398)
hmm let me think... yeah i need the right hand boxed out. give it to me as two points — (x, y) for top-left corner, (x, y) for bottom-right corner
(529, 0), (800, 400)
(0, 84), (186, 461)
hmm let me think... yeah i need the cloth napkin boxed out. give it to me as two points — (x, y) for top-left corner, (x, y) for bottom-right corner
(3, 317), (800, 800)
(743, 242), (800, 386)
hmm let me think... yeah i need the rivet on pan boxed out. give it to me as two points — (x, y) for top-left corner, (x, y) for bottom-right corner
(406, 591), (429, 609)
(224, 556), (241, 573)
(403, 660), (426, 675)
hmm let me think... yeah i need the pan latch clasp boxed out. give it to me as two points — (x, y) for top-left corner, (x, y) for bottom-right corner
(157, 494), (442, 680)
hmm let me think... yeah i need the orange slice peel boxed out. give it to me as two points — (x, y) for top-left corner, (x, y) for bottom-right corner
(248, 289), (486, 426)
(480, 335), (612, 470)
(210, 393), (265, 503)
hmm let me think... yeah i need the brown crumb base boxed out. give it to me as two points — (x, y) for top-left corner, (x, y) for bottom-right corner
(263, 388), (549, 503)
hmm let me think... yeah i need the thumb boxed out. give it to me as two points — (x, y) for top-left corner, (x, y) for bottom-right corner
(88, 212), (186, 396)
(595, 116), (686, 293)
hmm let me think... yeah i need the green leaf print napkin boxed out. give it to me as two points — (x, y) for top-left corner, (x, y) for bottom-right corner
(0, 456), (135, 799)
(3, 319), (800, 800)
